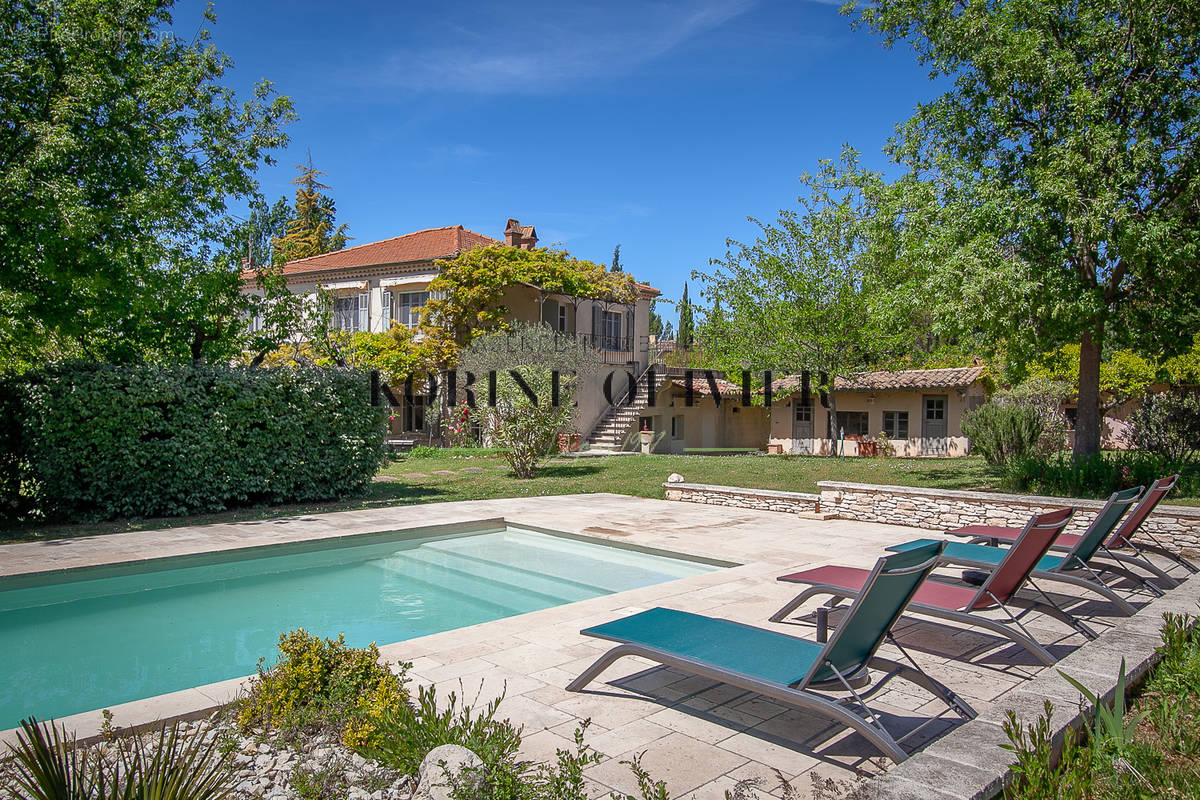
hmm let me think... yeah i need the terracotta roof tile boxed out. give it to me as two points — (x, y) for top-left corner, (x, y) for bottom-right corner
(245, 225), (499, 279)
(773, 366), (986, 395)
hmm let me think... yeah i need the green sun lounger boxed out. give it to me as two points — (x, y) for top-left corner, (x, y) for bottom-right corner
(567, 542), (976, 763)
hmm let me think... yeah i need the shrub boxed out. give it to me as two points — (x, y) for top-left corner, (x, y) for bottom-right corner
(5, 717), (235, 800)
(9, 362), (387, 522)
(238, 630), (409, 746)
(1128, 391), (1200, 465)
(359, 683), (521, 774)
(1001, 450), (1198, 499)
(961, 402), (1045, 465)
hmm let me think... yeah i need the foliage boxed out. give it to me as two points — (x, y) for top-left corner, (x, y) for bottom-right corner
(1060, 660), (1143, 759)
(1128, 392), (1200, 465)
(1001, 451), (1198, 500)
(442, 406), (478, 447)
(5, 717), (235, 800)
(611, 244), (623, 273)
(1163, 336), (1200, 387)
(272, 156), (350, 265)
(1025, 345), (1159, 408)
(422, 245), (638, 357)
(358, 683), (521, 775)
(862, 0), (1200, 458)
(238, 630), (409, 747)
(697, 148), (918, 437)
(8, 363), (387, 523)
(1000, 701), (1092, 800)
(0, 0), (294, 366)
(961, 402), (1046, 466)
(677, 283), (695, 348)
(461, 324), (599, 478)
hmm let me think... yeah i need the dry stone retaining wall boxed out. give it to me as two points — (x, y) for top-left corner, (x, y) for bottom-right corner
(662, 482), (820, 514)
(818, 481), (1200, 553)
(661, 478), (1200, 553)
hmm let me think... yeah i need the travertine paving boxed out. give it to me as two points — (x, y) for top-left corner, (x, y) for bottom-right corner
(1, 494), (1139, 798)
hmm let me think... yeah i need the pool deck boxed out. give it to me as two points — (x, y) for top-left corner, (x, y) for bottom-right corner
(0, 494), (1141, 798)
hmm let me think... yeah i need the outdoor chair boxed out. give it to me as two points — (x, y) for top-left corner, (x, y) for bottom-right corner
(567, 542), (977, 764)
(770, 507), (1083, 667)
(884, 486), (1149, 617)
(949, 476), (1191, 587)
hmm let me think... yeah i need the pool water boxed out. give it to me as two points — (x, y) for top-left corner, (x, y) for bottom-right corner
(0, 525), (721, 728)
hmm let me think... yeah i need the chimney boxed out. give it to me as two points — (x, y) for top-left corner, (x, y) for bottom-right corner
(504, 218), (538, 250)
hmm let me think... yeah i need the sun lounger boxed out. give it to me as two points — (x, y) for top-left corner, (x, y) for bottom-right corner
(951, 476), (1190, 586)
(771, 508), (1081, 666)
(886, 487), (1147, 616)
(567, 543), (976, 764)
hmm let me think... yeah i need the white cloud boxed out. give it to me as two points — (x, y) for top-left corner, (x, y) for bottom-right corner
(376, 0), (758, 94)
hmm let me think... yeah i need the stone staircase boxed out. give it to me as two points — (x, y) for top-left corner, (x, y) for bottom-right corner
(584, 393), (651, 451)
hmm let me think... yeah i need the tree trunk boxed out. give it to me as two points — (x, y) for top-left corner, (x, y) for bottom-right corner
(827, 389), (840, 458)
(1074, 325), (1104, 460)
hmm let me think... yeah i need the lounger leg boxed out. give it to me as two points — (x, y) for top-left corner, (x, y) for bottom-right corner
(1129, 541), (1199, 575)
(1045, 572), (1137, 615)
(1100, 548), (1180, 588)
(1095, 561), (1165, 596)
(944, 611), (1059, 666)
(566, 644), (645, 692)
(868, 655), (977, 721)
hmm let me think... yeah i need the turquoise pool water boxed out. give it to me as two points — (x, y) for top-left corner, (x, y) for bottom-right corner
(0, 525), (721, 728)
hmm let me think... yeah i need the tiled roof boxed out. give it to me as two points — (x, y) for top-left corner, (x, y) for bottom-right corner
(256, 226), (499, 278)
(773, 366), (986, 394)
(665, 377), (742, 397)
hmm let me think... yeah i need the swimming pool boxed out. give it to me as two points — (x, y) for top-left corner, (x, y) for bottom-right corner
(0, 524), (723, 728)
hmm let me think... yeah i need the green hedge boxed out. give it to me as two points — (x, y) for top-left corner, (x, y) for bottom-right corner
(9, 363), (387, 522)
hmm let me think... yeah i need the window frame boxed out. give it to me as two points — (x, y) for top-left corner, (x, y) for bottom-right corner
(882, 410), (909, 439)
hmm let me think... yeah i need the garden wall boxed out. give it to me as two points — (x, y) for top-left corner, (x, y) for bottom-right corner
(663, 479), (1200, 553)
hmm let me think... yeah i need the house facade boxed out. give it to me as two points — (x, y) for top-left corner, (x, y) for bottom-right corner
(768, 367), (990, 457)
(242, 218), (659, 440)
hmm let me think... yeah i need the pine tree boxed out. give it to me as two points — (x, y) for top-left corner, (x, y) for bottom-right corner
(610, 244), (623, 272)
(272, 153), (350, 265)
(648, 299), (663, 337)
(677, 282), (694, 347)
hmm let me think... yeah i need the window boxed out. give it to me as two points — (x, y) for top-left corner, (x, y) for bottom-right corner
(404, 395), (426, 432)
(794, 402), (812, 423)
(834, 411), (870, 437)
(395, 291), (429, 329)
(639, 416), (654, 432)
(557, 304), (567, 332)
(882, 411), (909, 439)
(333, 295), (358, 332)
(671, 415), (684, 439)
(602, 310), (621, 350)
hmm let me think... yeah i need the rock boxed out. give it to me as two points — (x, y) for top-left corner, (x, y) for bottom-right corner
(413, 745), (483, 800)
(666, 472), (685, 483)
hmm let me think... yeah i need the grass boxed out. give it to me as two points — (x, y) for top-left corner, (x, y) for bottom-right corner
(4, 449), (1195, 545)
(1004, 612), (1200, 799)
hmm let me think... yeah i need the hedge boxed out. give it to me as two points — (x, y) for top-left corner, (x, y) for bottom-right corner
(7, 363), (388, 523)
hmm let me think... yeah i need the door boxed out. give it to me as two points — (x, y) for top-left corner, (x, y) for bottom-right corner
(791, 401), (814, 454)
(922, 394), (948, 455)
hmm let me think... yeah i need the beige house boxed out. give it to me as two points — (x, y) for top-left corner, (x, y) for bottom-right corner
(629, 375), (770, 453)
(768, 367), (990, 457)
(242, 218), (659, 440)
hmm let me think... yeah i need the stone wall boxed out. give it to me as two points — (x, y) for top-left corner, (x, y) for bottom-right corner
(662, 482), (821, 515)
(660, 477), (1200, 553)
(819, 480), (1200, 553)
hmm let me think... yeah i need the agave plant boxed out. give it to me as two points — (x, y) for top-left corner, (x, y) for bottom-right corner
(5, 717), (235, 800)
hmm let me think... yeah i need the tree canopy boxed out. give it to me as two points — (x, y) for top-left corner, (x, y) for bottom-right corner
(860, 0), (1200, 456)
(0, 0), (294, 367)
(272, 156), (350, 265)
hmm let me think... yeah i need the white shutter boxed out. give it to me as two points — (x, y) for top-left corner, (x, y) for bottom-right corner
(381, 291), (392, 328)
(357, 292), (369, 332)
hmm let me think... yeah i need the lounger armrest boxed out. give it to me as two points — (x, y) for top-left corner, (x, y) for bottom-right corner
(948, 524), (1022, 539)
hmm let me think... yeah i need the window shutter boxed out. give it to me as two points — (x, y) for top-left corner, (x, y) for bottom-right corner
(382, 291), (392, 327)
(357, 292), (369, 332)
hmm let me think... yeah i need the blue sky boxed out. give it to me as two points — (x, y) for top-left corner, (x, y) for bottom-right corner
(180, 0), (938, 311)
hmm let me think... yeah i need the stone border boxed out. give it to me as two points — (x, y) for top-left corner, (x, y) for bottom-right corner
(861, 570), (1200, 800)
(819, 481), (1200, 553)
(662, 481), (821, 514)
